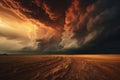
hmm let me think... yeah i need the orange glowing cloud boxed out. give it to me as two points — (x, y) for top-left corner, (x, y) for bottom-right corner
(0, 0), (118, 52)
(0, 7), (39, 50)
(0, 3), (61, 51)
(42, 2), (57, 20)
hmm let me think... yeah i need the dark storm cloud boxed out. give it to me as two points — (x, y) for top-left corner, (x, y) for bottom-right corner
(70, 0), (120, 51)
(0, 0), (72, 29)
(37, 36), (61, 51)
(71, 0), (119, 45)
(0, 0), (120, 52)
(0, 0), (72, 51)
(60, 0), (98, 48)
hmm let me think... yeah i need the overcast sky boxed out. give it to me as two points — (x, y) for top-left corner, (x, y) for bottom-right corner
(0, 0), (120, 54)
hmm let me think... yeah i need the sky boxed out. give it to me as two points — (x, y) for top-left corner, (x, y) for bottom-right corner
(0, 0), (120, 54)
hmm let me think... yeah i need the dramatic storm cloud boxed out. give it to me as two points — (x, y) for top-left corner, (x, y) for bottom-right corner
(0, 0), (120, 52)
(0, 6), (38, 51)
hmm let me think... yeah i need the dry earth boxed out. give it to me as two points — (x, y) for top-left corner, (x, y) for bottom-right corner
(0, 55), (120, 80)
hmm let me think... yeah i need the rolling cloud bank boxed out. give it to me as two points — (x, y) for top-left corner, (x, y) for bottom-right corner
(0, 0), (120, 53)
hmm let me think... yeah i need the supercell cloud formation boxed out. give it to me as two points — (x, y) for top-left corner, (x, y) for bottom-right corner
(0, 0), (120, 52)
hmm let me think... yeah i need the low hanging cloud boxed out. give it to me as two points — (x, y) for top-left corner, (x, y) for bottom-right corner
(0, 7), (38, 51)
(0, 0), (120, 51)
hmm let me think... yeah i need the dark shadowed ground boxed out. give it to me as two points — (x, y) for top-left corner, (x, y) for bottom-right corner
(0, 55), (120, 80)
